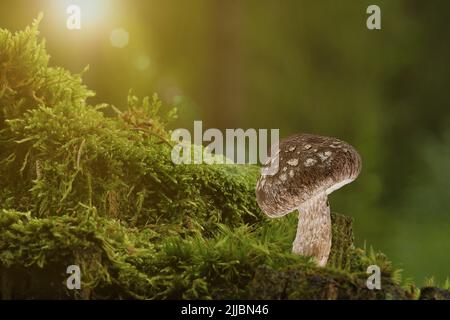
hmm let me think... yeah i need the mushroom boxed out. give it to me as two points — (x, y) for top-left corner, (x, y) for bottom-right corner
(255, 133), (361, 267)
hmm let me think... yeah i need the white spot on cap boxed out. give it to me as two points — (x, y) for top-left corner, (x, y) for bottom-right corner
(288, 146), (296, 152)
(287, 158), (299, 166)
(318, 151), (332, 162)
(330, 143), (341, 148)
(304, 158), (317, 167)
(304, 144), (312, 150)
(280, 173), (287, 181)
(282, 167), (287, 172)
(289, 170), (295, 178)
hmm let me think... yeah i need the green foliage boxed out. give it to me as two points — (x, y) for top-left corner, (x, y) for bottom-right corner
(424, 277), (450, 290)
(0, 18), (262, 233)
(0, 15), (93, 128)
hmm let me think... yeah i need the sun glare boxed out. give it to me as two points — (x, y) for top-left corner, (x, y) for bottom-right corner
(110, 28), (129, 48)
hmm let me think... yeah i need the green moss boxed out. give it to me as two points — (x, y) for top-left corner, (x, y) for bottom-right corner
(0, 19), (442, 300)
(0, 15), (93, 129)
(0, 207), (420, 300)
(0, 208), (405, 300)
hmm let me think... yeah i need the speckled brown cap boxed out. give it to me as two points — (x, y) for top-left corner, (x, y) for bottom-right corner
(256, 133), (362, 217)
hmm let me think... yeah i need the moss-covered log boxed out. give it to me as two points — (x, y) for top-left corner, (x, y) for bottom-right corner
(249, 265), (410, 300)
(328, 213), (354, 270)
(0, 208), (413, 300)
(419, 287), (450, 300)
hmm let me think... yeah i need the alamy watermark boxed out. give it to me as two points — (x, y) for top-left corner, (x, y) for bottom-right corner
(66, 5), (81, 30)
(367, 5), (381, 30)
(170, 121), (280, 175)
(66, 4), (381, 31)
(66, 264), (81, 290)
(366, 265), (381, 290)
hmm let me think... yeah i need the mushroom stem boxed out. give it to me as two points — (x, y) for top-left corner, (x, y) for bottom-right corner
(293, 192), (332, 267)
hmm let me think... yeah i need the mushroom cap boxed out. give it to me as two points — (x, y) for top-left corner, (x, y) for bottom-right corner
(256, 133), (362, 217)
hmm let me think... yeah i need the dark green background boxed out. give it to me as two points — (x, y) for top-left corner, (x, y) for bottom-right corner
(1, 0), (449, 284)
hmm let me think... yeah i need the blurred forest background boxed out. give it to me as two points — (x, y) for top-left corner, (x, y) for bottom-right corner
(0, 0), (449, 284)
